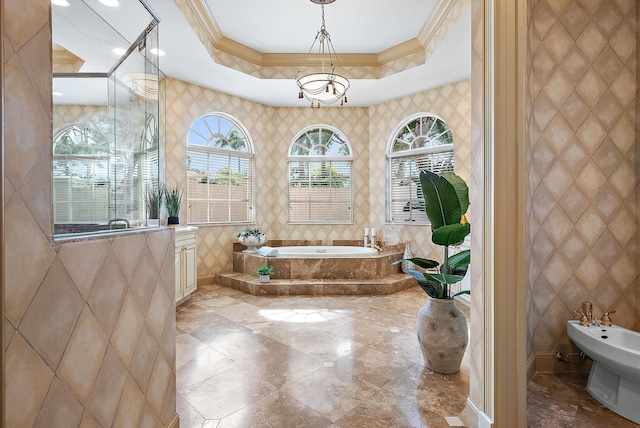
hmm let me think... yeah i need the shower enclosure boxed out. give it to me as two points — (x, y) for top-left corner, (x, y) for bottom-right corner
(52, 0), (162, 236)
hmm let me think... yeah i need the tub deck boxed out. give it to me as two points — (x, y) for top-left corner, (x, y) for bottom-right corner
(217, 241), (417, 295)
(216, 273), (416, 296)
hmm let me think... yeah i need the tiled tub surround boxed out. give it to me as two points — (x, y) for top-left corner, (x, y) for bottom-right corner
(217, 241), (415, 295)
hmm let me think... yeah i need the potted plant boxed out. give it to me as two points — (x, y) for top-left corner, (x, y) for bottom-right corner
(395, 170), (471, 374)
(145, 184), (162, 225)
(163, 183), (183, 225)
(237, 227), (267, 254)
(256, 264), (273, 283)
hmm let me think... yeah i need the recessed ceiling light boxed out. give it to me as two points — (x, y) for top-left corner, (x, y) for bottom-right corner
(51, 0), (70, 6)
(52, 91), (63, 96)
(112, 48), (127, 55)
(99, 0), (119, 6)
(150, 48), (166, 57)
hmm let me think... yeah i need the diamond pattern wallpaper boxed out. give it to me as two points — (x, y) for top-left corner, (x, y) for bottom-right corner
(165, 78), (471, 281)
(4, 1), (178, 426)
(527, 0), (638, 357)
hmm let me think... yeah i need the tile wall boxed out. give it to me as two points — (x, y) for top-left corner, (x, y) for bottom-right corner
(3, 1), (178, 426)
(164, 79), (472, 282)
(527, 0), (638, 357)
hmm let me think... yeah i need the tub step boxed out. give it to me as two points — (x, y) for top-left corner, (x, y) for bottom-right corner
(215, 273), (417, 296)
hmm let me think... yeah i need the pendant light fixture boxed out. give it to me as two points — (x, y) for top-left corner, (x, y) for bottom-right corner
(295, 0), (349, 108)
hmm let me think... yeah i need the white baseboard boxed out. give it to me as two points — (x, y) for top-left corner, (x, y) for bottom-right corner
(466, 398), (493, 428)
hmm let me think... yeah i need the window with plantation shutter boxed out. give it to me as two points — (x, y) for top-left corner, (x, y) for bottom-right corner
(288, 125), (353, 223)
(186, 113), (254, 224)
(386, 113), (454, 224)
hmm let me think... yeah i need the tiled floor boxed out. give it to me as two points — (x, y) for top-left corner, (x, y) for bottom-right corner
(176, 283), (470, 428)
(527, 372), (640, 427)
(176, 284), (640, 428)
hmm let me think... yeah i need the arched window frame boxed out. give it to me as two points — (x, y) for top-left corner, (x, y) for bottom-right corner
(186, 112), (255, 224)
(288, 124), (353, 224)
(386, 113), (455, 224)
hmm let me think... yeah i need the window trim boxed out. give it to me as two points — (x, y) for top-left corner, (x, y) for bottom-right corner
(186, 112), (255, 225)
(287, 124), (354, 224)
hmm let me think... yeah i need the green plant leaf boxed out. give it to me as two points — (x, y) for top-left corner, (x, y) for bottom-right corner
(451, 290), (470, 298)
(431, 223), (471, 246)
(424, 272), (464, 285)
(441, 172), (469, 216)
(405, 269), (444, 298)
(419, 170), (461, 229)
(391, 257), (439, 270)
(448, 249), (470, 270)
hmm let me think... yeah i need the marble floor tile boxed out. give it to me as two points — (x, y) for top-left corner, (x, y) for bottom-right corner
(217, 391), (332, 428)
(177, 285), (636, 428)
(527, 372), (639, 427)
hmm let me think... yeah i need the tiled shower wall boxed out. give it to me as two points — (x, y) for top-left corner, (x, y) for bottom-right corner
(528, 0), (638, 358)
(4, 1), (177, 426)
(165, 79), (471, 281)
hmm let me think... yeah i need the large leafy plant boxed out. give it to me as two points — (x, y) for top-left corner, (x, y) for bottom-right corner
(396, 170), (471, 299)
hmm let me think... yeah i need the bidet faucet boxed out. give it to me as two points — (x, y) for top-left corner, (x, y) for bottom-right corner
(601, 310), (616, 327)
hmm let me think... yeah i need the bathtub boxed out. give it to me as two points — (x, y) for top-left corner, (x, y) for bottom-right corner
(567, 320), (640, 424)
(276, 245), (378, 258)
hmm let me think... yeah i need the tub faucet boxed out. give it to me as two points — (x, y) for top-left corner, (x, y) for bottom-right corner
(371, 244), (383, 254)
(108, 218), (130, 230)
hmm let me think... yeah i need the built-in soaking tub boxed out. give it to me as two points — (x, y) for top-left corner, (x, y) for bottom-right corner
(217, 241), (415, 296)
(276, 246), (377, 258)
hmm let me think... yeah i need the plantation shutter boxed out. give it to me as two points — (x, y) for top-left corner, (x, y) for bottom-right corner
(288, 160), (352, 223)
(288, 125), (353, 224)
(388, 150), (454, 224)
(53, 158), (110, 223)
(187, 150), (253, 224)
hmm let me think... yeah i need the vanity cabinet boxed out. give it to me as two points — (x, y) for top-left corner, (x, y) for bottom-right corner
(175, 226), (198, 305)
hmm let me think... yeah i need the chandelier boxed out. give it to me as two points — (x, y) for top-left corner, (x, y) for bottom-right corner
(295, 0), (349, 107)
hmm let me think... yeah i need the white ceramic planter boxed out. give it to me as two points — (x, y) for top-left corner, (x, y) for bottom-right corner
(238, 234), (266, 253)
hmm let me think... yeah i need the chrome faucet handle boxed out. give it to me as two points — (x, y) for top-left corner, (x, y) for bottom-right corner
(601, 310), (616, 327)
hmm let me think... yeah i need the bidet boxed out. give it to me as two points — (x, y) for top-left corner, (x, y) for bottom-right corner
(567, 320), (640, 424)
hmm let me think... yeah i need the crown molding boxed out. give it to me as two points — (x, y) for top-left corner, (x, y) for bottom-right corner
(417, 0), (458, 47)
(183, 0), (461, 71)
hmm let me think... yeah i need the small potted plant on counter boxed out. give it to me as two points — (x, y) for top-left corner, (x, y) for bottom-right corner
(256, 264), (274, 283)
(163, 183), (183, 225)
(237, 227), (267, 253)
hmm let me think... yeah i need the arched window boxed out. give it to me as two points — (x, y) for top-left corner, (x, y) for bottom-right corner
(288, 125), (353, 223)
(186, 113), (254, 224)
(386, 113), (454, 223)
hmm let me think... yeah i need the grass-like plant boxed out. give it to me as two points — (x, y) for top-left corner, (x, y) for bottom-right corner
(162, 183), (183, 218)
(144, 185), (162, 219)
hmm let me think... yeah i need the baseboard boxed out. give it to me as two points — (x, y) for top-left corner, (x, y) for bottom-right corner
(526, 353), (536, 383)
(534, 351), (591, 374)
(167, 413), (180, 428)
(197, 275), (216, 286)
(466, 398), (493, 428)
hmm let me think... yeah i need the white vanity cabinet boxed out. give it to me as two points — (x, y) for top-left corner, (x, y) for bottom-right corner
(174, 226), (198, 305)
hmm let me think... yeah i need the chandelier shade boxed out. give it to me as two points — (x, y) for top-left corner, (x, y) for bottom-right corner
(295, 1), (349, 107)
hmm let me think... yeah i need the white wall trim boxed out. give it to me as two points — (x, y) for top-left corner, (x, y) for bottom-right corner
(467, 397), (494, 428)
